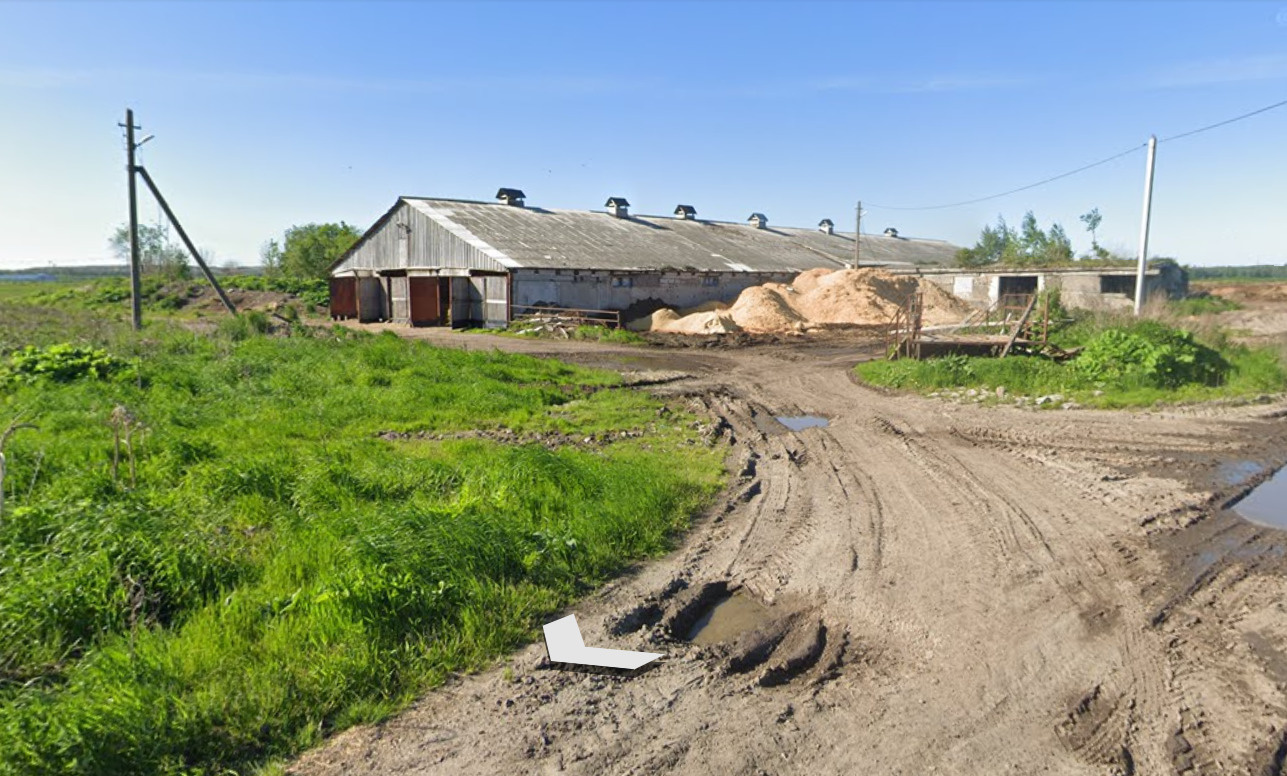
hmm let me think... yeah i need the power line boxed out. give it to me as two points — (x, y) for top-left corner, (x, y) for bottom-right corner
(866, 96), (1287, 212)
(1159, 97), (1287, 143)
(866, 143), (1146, 211)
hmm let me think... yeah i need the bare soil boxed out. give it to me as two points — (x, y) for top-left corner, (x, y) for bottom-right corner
(1190, 281), (1287, 345)
(291, 324), (1287, 776)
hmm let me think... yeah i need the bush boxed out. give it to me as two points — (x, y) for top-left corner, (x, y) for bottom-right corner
(4, 344), (127, 384)
(1075, 320), (1228, 388)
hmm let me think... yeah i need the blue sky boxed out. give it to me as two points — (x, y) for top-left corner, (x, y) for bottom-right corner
(1, 0), (1285, 269)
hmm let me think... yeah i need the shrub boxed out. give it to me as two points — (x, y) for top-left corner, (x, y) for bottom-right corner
(4, 344), (127, 384)
(1075, 320), (1228, 388)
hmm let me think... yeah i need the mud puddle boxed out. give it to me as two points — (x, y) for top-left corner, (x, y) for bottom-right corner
(775, 415), (829, 431)
(1218, 459), (1265, 486)
(685, 590), (773, 645)
(1233, 465), (1287, 529)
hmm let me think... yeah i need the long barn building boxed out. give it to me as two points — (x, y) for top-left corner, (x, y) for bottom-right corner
(328, 189), (959, 327)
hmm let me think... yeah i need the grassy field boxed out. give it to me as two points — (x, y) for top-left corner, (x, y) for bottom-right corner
(857, 310), (1287, 408)
(0, 286), (724, 775)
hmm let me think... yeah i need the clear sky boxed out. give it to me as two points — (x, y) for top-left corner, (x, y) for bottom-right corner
(1, 0), (1285, 269)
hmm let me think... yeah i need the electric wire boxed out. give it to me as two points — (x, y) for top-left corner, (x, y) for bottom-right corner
(1158, 97), (1287, 143)
(865, 96), (1287, 211)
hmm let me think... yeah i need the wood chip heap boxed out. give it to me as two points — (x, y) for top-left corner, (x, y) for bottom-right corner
(629, 268), (972, 335)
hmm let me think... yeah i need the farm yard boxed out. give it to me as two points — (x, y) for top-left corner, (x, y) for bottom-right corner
(5, 278), (1287, 774)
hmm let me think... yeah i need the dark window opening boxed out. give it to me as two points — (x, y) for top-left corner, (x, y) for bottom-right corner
(998, 276), (1038, 296)
(1100, 275), (1136, 296)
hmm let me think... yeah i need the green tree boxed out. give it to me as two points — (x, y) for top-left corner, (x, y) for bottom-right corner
(276, 223), (362, 280)
(1079, 208), (1102, 251)
(260, 239), (283, 276)
(955, 215), (1013, 267)
(109, 222), (191, 280)
(1043, 222), (1074, 264)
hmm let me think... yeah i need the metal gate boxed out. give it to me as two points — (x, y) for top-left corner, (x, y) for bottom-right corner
(329, 277), (357, 319)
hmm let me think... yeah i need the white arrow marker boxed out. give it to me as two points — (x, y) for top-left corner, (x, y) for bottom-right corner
(543, 614), (662, 671)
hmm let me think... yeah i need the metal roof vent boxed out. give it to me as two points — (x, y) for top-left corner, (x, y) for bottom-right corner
(674, 204), (697, 220)
(883, 227), (900, 238)
(605, 197), (630, 218)
(747, 212), (767, 229)
(818, 218), (834, 235)
(496, 188), (526, 207)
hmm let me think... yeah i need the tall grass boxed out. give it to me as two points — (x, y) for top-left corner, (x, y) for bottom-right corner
(0, 324), (723, 774)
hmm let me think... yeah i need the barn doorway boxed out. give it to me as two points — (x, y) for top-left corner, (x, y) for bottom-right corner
(408, 277), (449, 326)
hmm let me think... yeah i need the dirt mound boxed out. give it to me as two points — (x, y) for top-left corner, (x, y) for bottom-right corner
(1198, 282), (1287, 304)
(918, 278), (975, 325)
(790, 268), (833, 295)
(659, 310), (741, 335)
(677, 300), (732, 316)
(726, 286), (807, 333)
(626, 308), (680, 332)
(646, 269), (971, 335)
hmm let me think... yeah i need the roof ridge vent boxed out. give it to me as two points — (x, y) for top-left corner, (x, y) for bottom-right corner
(884, 227), (900, 238)
(747, 212), (767, 229)
(496, 188), (526, 207)
(818, 218), (834, 235)
(605, 196), (630, 218)
(674, 204), (697, 220)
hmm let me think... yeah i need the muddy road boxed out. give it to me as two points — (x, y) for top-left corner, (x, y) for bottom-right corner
(293, 330), (1287, 775)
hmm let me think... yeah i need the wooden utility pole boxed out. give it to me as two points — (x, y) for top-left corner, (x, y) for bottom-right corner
(120, 109), (143, 330)
(1133, 135), (1158, 316)
(854, 200), (862, 268)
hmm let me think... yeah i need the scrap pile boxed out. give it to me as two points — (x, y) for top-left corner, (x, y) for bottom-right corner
(629, 268), (971, 335)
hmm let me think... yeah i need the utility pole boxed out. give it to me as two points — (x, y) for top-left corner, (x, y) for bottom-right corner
(119, 109), (142, 330)
(854, 200), (862, 268)
(1133, 135), (1157, 316)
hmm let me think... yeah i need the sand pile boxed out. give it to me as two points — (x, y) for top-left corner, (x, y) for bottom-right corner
(631, 268), (972, 335)
(726, 286), (808, 333)
(659, 310), (741, 335)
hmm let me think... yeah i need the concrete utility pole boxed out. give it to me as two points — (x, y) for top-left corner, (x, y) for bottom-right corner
(1133, 134), (1158, 316)
(854, 200), (862, 268)
(120, 109), (143, 330)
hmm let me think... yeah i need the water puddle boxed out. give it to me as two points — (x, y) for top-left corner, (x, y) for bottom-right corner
(1218, 460), (1264, 486)
(685, 590), (772, 646)
(776, 415), (829, 432)
(1234, 466), (1287, 530)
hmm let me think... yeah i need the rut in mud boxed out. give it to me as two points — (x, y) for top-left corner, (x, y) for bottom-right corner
(291, 333), (1287, 776)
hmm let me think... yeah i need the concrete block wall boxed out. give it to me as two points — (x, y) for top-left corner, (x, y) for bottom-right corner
(511, 269), (797, 314)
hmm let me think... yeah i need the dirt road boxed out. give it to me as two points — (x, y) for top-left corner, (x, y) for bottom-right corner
(293, 330), (1287, 775)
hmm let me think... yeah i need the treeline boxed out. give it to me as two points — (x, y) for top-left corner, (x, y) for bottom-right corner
(1187, 265), (1287, 280)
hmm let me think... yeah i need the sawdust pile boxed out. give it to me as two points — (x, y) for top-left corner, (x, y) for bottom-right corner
(631, 268), (971, 334)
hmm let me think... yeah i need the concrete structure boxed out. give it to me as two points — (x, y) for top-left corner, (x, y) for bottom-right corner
(329, 191), (959, 327)
(911, 264), (1188, 311)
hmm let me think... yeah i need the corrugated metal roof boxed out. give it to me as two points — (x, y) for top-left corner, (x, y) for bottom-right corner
(358, 197), (960, 273)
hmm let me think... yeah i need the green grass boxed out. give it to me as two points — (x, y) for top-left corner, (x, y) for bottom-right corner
(857, 316), (1287, 409)
(0, 321), (723, 774)
(1168, 295), (1243, 316)
(479, 324), (647, 346)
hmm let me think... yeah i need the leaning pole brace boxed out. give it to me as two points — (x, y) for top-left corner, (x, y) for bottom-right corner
(134, 165), (238, 315)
